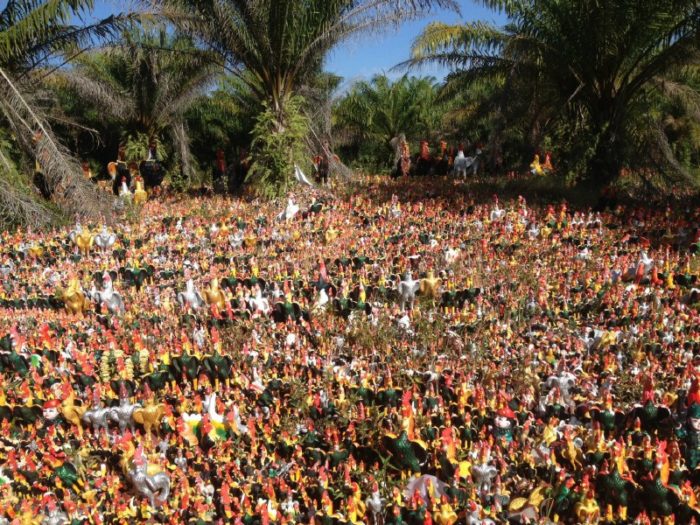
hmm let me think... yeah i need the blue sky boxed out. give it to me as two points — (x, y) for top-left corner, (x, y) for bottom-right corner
(83, 0), (506, 84)
(326, 1), (506, 85)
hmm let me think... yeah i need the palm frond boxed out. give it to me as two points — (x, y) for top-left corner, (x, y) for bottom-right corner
(0, 66), (111, 220)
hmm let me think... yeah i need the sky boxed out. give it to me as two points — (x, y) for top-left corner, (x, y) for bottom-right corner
(80, 0), (507, 85)
(326, 1), (507, 85)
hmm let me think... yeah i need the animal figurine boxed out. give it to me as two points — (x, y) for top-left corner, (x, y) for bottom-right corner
(58, 392), (88, 436)
(72, 225), (94, 256)
(278, 197), (300, 222)
(365, 482), (384, 525)
(90, 273), (125, 315)
(229, 230), (244, 249)
(465, 501), (496, 525)
(398, 272), (420, 310)
(120, 442), (170, 508)
(82, 403), (112, 435)
(59, 275), (91, 315)
(118, 177), (132, 200)
(530, 154), (545, 176)
(133, 176), (148, 205)
(202, 278), (227, 310)
(133, 402), (166, 436)
(443, 246), (460, 265)
(94, 225), (117, 252)
(471, 445), (498, 496)
(248, 286), (271, 314)
(41, 506), (69, 525)
(108, 389), (141, 434)
(178, 279), (205, 310)
(545, 371), (577, 406)
(453, 148), (479, 178)
(420, 270), (442, 301)
(0, 258), (13, 277)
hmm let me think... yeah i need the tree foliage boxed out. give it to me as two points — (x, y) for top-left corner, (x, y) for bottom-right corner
(248, 95), (310, 198)
(0, 0), (138, 227)
(158, 0), (459, 194)
(54, 29), (219, 183)
(406, 0), (700, 186)
(333, 74), (449, 171)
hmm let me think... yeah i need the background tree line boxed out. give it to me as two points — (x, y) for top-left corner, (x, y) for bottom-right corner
(0, 0), (698, 227)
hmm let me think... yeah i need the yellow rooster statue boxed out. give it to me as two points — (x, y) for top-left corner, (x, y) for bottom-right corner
(74, 227), (94, 256)
(60, 276), (91, 315)
(133, 176), (148, 205)
(202, 278), (227, 310)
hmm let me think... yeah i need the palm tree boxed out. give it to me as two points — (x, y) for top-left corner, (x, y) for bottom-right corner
(55, 29), (219, 184)
(406, 0), (700, 186)
(159, 0), (459, 193)
(0, 0), (138, 226)
(333, 74), (447, 170)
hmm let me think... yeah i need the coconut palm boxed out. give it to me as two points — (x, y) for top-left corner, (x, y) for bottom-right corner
(333, 74), (447, 170)
(405, 0), (700, 185)
(0, 0), (138, 226)
(159, 0), (459, 194)
(55, 30), (219, 184)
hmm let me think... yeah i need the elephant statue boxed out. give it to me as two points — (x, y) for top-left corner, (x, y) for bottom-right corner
(71, 224), (94, 256)
(202, 278), (227, 310)
(453, 151), (480, 179)
(94, 226), (117, 252)
(59, 277), (91, 315)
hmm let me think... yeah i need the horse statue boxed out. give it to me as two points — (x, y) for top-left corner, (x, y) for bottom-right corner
(120, 442), (170, 508)
(177, 278), (205, 310)
(471, 445), (499, 496)
(82, 404), (112, 435)
(89, 273), (125, 315)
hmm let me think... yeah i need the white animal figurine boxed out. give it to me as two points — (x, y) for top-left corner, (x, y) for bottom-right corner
(95, 226), (117, 252)
(177, 279), (205, 310)
(277, 197), (299, 222)
(397, 272), (420, 310)
(119, 178), (132, 200)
